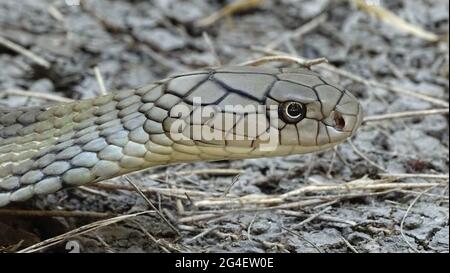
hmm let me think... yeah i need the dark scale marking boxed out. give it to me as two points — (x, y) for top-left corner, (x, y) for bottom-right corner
(308, 84), (325, 119)
(265, 94), (281, 104)
(318, 76), (346, 91)
(207, 70), (215, 80)
(314, 84), (349, 115)
(250, 138), (256, 148)
(172, 143), (199, 155)
(186, 103), (224, 127)
(230, 114), (245, 137)
(262, 74), (280, 101)
(355, 100), (361, 117)
(324, 125), (331, 144)
(264, 105), (278, 130)
(212, 92), (234, 106)
(334, 90), (346, 107)
(138, 83), (164, 104)
(315, 121), (320, 146)
(194, 139), (222, 147)
(295, 123), (302, 146)
(294, 122), (301, 145)
(164, 76), (211, 105)
(211, 76), (265, 104)
(278, 79), (322, 91)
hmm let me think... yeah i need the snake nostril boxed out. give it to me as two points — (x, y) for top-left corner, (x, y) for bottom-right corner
(334, 112), (345, 131)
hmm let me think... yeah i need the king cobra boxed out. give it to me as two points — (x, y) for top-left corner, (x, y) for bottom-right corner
(0, 66), (363, 207)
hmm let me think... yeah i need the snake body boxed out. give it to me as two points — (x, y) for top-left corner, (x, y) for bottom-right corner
(0, 66), (362, 207)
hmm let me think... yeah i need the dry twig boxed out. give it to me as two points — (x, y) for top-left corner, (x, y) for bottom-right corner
(340, 235), (359, 253)
(17, 210), (154, 253)
(363, 108), (449, 123)
(196, 0), (265, 27)
(352, 0), (439, 42)
(239, 55), (328, 68)
(0, 35), (50, 68)
(265, 13), (327, 50)
(400, 187), (434, 253)
(194, 177), (445, 208)
(0, 89), (73, 103)
(292, 206), (332, 228)
(250, 48), (449, 107)
(281, 226), (323, 253)
(94, 66), (107, 95)
(124, 176), (180, 236)
(0, 209), (113, 219)
(348, 139), (388, 172)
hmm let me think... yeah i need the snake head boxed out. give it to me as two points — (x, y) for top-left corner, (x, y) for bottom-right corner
(264, 67), (364, 154)
(165, 66), (363, 158)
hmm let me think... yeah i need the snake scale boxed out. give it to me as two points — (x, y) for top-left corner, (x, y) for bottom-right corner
(0, 66), (363, 207)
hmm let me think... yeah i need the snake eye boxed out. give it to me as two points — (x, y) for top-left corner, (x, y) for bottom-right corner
(279, 101), (306, 124)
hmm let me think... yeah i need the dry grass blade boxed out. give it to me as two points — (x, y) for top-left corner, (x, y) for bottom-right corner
(17, 210), (154, 253)
(93, 181), (216, 198)
(281, 226), (323, 253)
(194, 176), (445, 208)
(352, 0), (439, 42)
(363, 108), (449, 123)
(265, 13), (327, 50)
(311, 58), (449, 107)
(178, 213), (220, 224)
(94, 66), (107, 95)
(247, 213), (258, 241)
(238, 55), (328, 68)
(185, 227), (218, 244)
(133, 220), (177, 253)
(348, 73), (448, 107)
(47, 5), (64, 22)
(292, 206), (332, 228)
(177, 181), (444, 226)
(400, 187), (434, 253)
(202, 32), (221, 66)
(348, 139), (388, 172)
(124, 176), (180, 236)
(279, 210), (357, 226)
(0, 209), (114, 219)
(221, 173), (241, 197)
(340, 235), (359, 253)
(250, 48), (449, 107)
(196, 0), (265, 27)
(0, 89), (74, 103)
(379, 173), (449, 180)
(0, 35), (51, 68)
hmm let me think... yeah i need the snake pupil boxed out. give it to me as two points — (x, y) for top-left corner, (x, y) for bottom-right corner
(287, 103), (301, 117)
(279, 101), (306, 123)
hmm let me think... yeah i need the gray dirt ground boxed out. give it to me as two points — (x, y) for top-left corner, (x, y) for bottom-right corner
(0, 0), (448, 253)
